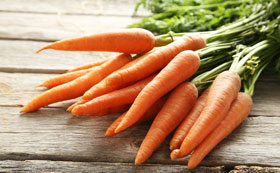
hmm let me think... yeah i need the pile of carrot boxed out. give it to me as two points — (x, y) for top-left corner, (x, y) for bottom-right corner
(21, 28), (253, 169)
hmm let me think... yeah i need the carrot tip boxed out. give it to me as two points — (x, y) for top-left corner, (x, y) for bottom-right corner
(104, 130), (114, 137)
(187, 164), (195, 169)
(66, 105), (76, 112)
(35, 84), (44, 88)
(134, 158), (142, 165)
(170, 149), (181, 160)
(19, 107), (27, 113)
(169, 146), (175, 150)
(36, 47), (46, 54)
(36, 44), (52, 54)
(35, 49), (42, 54)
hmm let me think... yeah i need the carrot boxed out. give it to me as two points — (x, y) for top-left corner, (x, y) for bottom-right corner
(82, 48), (158, 100)
(36, 28), (155, 54)
(67, 58), (109, 73)
(82, 33), (206, 100)
(105, 95), (168, 137)
(84, 104), (131, 116)
(72, 74), (157, 116)
(170, 71), (241, 160)
(188, 92), (252, 169)
(20, 53), (132, 113)
(135, 82), (198, 165)
(169, 87), (210, 150)
(115, 50), (201, 134)
(36, 68), (92, 88)
(66, 99), (88, 112)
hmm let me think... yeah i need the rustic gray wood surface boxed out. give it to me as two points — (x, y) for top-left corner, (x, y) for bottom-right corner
(0, 161), (224, 173)
(0, 0), (280, 172)
(230, 166), (280, 173)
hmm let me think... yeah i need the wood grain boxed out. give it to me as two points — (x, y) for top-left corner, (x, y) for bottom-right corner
(0, 0), (149, 16)
(1, 0), (280, 170)
(0, 106), (280, 167)
(0, 160), (225, 173)
(0, 40), (116, 73)
(230, 165), (280, 173)
(0, 12), (139, 41)
(1, 72), (280, 116)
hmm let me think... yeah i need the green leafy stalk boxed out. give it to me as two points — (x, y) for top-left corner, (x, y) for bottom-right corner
(130, 0), (252, 34)
(135, 0), (280, 96)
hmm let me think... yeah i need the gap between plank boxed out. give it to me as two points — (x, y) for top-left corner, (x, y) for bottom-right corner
(0, 67), (66, 74)
(0, 37), (56, 43)
(0, 153), (274, 170)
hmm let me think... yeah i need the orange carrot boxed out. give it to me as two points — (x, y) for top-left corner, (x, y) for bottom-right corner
(36, 28), (155, 54)
(169, 87), (210, 150)
(105, 95), (168, 137)
(66, 99), (88, 112)
(135, 82), (198, 165)
(67, 58), (109, 73)
(71, 74), (157, 116)
(20, 54), (131, 113)
(170, 71), (241, 160)
(67, 53), (155, 112)
(85, 104), (131, 116)
(36, 68), (92, 88)
(82, 33), (206, 100)
(82, 48), (157, 100)
(115, 50), (201, 134)
(188, 92), (252, 169)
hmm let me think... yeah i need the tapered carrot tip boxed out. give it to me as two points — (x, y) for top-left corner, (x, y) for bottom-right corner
(67, 103), (77, 112)
(66, 106), (72, 112)
(20, 106), (28, 113)
(35, 84), (41, 88)
(71, 108), (82, 116)
(134, 156), (144, 165)
(104, 131), (111, 137)
(170, 149), (181, 160)
(36, 45), (51, 53)
(105, 128), (116, 137)
(34, 83), (46, 88)
(187, 159), (196, 169)
(134, 160), (140, 165)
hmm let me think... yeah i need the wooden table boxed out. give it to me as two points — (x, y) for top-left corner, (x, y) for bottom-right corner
(1, 0), (280, 172)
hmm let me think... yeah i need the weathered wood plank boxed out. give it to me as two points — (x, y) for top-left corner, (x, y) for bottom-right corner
(0, 72), (78, 108)
(229, 165), (280, 173)
(0, 0), (149, 16)
(1, 72), (279, 116)
(0, 12), (139, 41)
(0, 40), (116, 73)
(252, 76), (280, 117)
(0, 160), (225, 173)
(0, 106), (280, 167)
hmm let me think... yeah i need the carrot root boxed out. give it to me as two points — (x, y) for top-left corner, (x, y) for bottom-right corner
(172, 71), (241, 159)
(135, 82), (198, 165)
(36, 28), (155, 54)
(115, 50), (200, 134)
(188, 92), (252, 169)
(169, 87), (210, 150)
